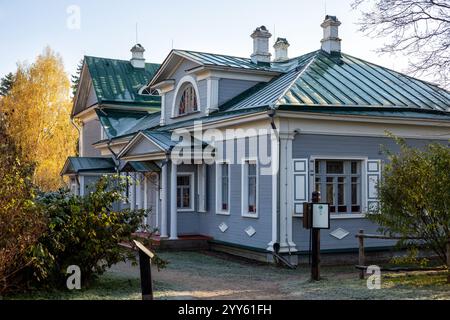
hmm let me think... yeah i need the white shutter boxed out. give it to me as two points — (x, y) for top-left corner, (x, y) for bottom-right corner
(366, 160), (381, 213)
(292, 159), (309, 216)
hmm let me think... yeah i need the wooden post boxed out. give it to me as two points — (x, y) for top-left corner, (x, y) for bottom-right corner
(133, 240), (154, 300)
(311, 191), (321, 281)
(358, 229), (365, 280)
(447, 236), (450, 284)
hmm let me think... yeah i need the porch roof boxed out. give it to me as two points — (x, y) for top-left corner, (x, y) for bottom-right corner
(60, 157), (116, 176)
(120, 161), (161, 173)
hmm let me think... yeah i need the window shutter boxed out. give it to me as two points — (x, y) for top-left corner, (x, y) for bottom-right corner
(292, 159), (309, 216)
(366, 160), (382, 213)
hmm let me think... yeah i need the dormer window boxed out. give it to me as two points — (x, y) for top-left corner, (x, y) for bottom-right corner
(178, 85), (198, 115)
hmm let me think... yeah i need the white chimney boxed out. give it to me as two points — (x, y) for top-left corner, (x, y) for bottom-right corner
(251, 26), (272, 64)
(320, 15), (341, 54)
(130, 44), (146, 68)
(273, 38), (290, 62)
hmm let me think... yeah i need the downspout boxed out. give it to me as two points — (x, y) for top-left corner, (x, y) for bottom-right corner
(267, 107), (281, 251)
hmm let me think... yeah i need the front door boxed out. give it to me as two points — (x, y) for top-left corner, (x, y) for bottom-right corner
(145, 173), (159, 233)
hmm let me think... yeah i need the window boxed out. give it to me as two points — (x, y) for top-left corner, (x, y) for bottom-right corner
(216, 162), (230, 214)
(242, 160), (258, 217)
(315, 160), (361, 214)
(177, 173), (194, 211)
(178, 85), (198, 115)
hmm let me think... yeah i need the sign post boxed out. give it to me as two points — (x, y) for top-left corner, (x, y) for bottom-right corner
(302, 191), (330, 281)
(133, 240), (155, 300)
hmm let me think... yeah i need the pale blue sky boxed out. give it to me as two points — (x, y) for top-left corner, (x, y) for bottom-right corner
(0, 0), (411, 80)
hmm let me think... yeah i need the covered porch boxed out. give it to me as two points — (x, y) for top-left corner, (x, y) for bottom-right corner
(118, 129), (213, 241)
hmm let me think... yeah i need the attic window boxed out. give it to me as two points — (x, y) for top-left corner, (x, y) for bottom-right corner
(140, 86), (159, 96)
(178, 85), (198, 115)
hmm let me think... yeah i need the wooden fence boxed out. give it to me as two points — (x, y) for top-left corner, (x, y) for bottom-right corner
(355, 229), (450, 283)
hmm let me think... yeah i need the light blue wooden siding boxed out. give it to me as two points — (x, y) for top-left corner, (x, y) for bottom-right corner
(82, 119), (102, 157)
(292, 133), (447, 250)
(218, 79), (259, 106)
(197, 136), (273, 249)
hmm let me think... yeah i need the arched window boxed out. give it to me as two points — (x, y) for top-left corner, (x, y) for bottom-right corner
(178, 85), (198, 115)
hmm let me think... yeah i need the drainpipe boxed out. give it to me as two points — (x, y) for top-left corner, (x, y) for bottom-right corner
(267, 108), (281, 251)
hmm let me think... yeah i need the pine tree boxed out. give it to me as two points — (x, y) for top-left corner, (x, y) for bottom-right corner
(71, 59), (84, 98)
(0, 72), (14, 97)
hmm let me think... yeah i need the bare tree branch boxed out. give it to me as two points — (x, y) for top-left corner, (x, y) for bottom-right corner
(353, 0), (450, 89)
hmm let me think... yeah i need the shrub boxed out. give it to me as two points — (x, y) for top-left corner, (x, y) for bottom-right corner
(0, 115), (46, 295)
(30, 175), (164, 288)
(369, 138), (450, 265)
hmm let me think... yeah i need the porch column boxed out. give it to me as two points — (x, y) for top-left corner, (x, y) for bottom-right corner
(279, 132), (297, 252)
(130, 173), (136, 211)
(143, 174), (148, 226)
(136, 173), (142, 209)
(169, 161), (178, 240)
(160, 164), (168, 237)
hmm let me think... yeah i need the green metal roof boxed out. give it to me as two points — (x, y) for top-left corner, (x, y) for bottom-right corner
(120, 161), (160, 173)
(221, 50), (450, 112)
(96, 108), (160, 139)
(61, 157), (116, 175)
(85, 56), (161, 108)
(173, 49), (298, 72)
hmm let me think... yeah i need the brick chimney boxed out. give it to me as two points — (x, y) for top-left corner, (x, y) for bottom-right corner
(251, 26), (272, 64)
(273, 37), (290, 62)
(130, 44), (146, 68)
(320, 15), (341, 54)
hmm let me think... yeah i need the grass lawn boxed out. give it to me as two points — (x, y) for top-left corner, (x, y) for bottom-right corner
(6, 251), (449, 300)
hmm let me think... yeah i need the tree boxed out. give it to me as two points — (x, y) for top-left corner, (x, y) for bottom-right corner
(0, 114), (46, 295)
(353, 0), (450, 88)
(369, 138), (450, 265)
(0, 73), (14, 97)
(71, 59), (83, 98)
(1, 47), (77, 190)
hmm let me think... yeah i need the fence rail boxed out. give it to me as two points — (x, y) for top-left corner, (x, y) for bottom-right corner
(355, 229), (450, 283)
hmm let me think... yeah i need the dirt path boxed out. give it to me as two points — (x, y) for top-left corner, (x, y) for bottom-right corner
(108, 250), (449, 300)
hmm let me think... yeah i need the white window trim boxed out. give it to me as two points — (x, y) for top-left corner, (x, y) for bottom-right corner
(241, 157), (259, 219)
(293, 156), (369, 220)
(171, 75), (201, 118)
(197, 164), (207, 213)
(215, 160), (231, 215)
(177, 172), (195, 212)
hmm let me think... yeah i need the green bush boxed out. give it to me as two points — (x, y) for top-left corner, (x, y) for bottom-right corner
(0, 114), (45, 295)
(29, 175), (164, 288)
(370, 138), (450, 265)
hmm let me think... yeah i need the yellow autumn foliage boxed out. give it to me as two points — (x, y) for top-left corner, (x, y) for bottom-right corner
(0, 47), (77, 191)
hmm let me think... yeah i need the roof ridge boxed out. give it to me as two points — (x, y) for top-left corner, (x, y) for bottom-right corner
(273, 52), (319, 108)
(84, 55), (160, 66)
(174, 49), (321, 66)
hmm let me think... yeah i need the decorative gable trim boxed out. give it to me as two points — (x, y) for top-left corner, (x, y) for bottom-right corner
(118, 131), (167, 159)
